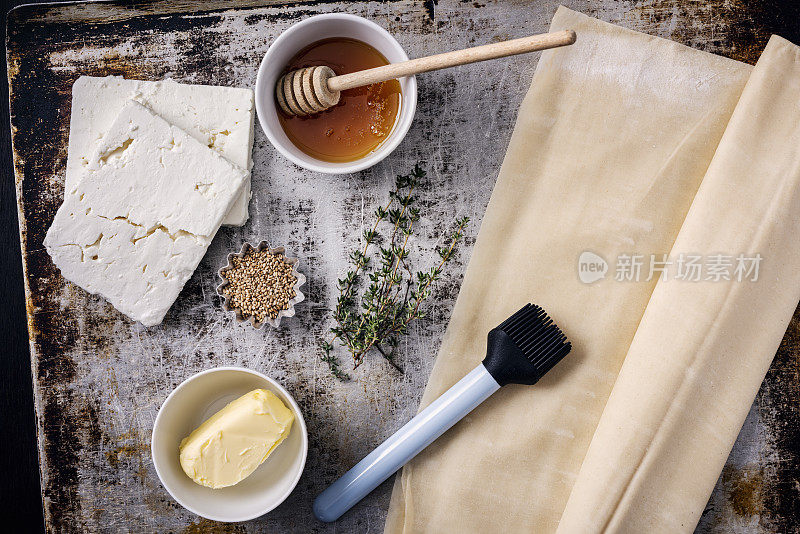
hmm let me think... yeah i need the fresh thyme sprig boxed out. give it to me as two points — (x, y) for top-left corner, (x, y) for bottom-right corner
(321, 164), (469, 380)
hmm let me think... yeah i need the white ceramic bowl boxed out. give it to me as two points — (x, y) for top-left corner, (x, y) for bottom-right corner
(151, 367), (308, 522)
(255, 13), (417, 174)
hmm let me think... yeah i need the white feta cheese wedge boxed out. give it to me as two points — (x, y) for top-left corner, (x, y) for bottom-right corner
(67, 76), (255, 226)
(45, 101), (248, 326)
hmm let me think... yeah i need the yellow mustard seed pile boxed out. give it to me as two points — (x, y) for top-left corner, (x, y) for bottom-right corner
(223, 248), (297, 323)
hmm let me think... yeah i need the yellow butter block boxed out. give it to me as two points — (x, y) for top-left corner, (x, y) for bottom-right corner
(179, 389), (294, 489)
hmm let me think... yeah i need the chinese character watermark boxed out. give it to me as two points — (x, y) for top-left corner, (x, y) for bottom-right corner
(615, 254), (643, 282)
(578, 252), (762, 284)
(675, 254), (702, 282)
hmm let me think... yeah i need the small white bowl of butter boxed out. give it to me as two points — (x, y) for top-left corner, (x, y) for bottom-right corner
(151, 367), (308, 522)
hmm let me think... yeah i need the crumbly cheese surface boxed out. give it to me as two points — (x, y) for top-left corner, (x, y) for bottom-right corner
(179, 389), (295, 489)
(45, 101), (248, 326)
(67, 75), (255, 226)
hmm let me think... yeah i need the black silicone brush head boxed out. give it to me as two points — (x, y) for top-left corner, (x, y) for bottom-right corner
(482, 303), (571, 386)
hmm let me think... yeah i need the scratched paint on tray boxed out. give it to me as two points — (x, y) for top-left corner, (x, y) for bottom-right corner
(7, 1), (799, 532)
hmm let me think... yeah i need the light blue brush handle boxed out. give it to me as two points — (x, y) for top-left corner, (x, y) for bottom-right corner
(313, 363), (501, 522)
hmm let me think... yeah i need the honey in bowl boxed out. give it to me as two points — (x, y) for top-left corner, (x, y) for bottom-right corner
(277, 38), (402, 163)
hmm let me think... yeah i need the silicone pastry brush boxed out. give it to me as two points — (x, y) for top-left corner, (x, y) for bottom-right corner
(277, 30), (577, 116)
(313, 303), (571, 522)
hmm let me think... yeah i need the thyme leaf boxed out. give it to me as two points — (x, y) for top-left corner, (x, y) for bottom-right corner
(320, 164), (469, 379)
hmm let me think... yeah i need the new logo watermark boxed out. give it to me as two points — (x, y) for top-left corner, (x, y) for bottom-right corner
(577, 251), (608, 284)
(577, 252), (762, 284)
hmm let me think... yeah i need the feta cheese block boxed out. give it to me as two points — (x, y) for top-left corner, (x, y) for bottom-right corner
(45, 100), (248, 326)
(67, 75), (255, 226)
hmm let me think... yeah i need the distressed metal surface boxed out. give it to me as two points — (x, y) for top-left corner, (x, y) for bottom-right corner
(6, 0), (799, 532)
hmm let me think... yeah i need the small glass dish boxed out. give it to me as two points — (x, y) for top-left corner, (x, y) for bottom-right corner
(216, 242), (306, 329)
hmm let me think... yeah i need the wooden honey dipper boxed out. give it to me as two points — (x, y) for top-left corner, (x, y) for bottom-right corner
(276, 29), (576, 117)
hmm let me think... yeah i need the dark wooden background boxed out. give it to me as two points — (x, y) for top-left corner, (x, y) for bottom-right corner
(1, 1), (65, 530)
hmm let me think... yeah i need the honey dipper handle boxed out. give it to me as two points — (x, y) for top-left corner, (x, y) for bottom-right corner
(326, 29), (576, 92)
